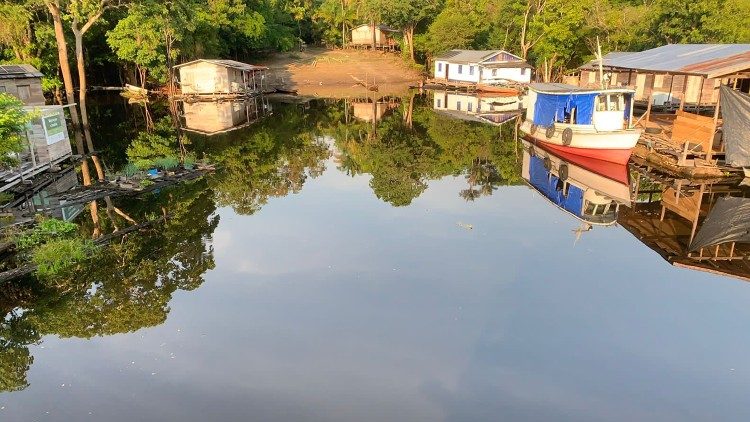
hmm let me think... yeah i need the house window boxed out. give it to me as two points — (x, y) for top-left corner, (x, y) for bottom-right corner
(492, 69), (497, 77)
(438, 63), (443, 72)
(437, 99), (441, 108)
(17, 85), (30, 102)
(458, 65), (463, 74)
(521, 68), (527, 75)
(468, 102), (473, 112)
(457, 101), (462, 111)
(469, 66), (475, 76)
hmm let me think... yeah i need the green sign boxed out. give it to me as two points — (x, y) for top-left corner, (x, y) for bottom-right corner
(43, 113), (65, 144)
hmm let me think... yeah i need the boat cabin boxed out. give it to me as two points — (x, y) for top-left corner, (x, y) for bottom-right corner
(525, 83), (635, 131)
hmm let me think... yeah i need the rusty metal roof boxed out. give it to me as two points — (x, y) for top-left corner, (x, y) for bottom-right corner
(582, 44), (750, 78)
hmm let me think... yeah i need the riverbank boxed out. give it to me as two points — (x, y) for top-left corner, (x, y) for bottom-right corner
(261, 48), (423, 98)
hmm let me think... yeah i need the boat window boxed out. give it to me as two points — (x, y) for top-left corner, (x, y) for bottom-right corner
(596, 94), (623, 112)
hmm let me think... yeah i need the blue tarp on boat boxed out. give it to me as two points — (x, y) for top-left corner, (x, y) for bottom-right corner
(528, 155), (584, 217)
(532, 93), (598, 126)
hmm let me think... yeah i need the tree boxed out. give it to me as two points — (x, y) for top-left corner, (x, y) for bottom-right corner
(0, 93), (34, 168)
(381, 0), (442, 61)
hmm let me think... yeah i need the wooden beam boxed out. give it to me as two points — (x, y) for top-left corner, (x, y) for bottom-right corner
(680, 75), (688, 111)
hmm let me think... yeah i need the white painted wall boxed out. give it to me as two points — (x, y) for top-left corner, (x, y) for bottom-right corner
(481, 67), (531, 83)
(434, 61), (531, 83)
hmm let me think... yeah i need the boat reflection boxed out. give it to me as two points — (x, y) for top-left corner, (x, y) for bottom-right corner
(432, 90), (523, 126)
(621, 173), (750, 281)
(175, 97), (272, 136)
(522, 139), (631, 226)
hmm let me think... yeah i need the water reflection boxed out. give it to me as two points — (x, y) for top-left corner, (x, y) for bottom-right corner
(432, 90), (523, 126)
(622, 174), (750, 281)
(522, 139), (631, 227)
(176, 97), (272, 136)
(5, 92), (750, 419)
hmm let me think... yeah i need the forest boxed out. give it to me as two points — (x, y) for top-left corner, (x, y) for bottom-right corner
(1, 0), (749, 93)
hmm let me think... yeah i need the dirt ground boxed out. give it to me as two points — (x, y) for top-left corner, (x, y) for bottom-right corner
(260, 48), (423, 98)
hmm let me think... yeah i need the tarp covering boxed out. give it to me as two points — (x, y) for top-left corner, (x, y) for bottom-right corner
(689, 196), (750, 251)
(528, 155), (584, 217)
(532, 93), (597, 126)
(721, 86), (750, 168)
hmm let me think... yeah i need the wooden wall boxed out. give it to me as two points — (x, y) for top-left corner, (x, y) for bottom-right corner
(0, 77), (45, 106)
(579, 69), (727, 106)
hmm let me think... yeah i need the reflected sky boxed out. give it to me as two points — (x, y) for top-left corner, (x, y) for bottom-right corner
(3, 150), (750, 421)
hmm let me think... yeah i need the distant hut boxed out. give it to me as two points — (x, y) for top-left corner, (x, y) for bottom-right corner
(173, 59), (268, 97)
(578, 44), (750, 109)
(433, 50), (532, 85)
(350, 24), (399, 50)
(0, 64), (45, 106)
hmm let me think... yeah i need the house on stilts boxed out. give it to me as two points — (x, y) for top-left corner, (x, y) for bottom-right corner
(174, 59), (268, 98)
(433, 50), (532, 86)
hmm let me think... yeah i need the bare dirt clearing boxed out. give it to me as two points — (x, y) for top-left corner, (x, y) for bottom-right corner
(261, 48), (423, 98)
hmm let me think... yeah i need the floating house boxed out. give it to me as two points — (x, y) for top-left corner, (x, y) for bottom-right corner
(432, 90), (523, 125)
(433, 50), (532, 85)
(350, 24), (399, 49)
(178, 98), (271, 136)
(579, 44), (750, 108)
(0, 64), (45, 106)
(174, 59), (268, 97)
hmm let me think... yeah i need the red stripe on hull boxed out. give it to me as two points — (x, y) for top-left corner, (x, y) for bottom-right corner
(533, 141), (633, 165)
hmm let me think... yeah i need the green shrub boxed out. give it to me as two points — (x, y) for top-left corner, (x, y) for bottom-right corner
(16, 218), (78, 250)
(139, 179), (155, 188)
(32, 238), (95, 278)
(153, 156), (179, 170)
(123, 162), (140, 177)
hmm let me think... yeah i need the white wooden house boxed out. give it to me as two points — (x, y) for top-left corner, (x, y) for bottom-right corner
(434, 50), (532, 84)
(174, 59), (268, 96)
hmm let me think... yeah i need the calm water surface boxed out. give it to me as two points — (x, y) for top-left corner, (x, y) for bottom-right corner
(2, 94), (750, 421)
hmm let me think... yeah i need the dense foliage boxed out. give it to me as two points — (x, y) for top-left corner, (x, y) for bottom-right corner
(1, 0), (748, 89)
(0, 93), (33, 168)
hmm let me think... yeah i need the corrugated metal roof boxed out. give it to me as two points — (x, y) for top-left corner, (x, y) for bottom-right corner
(580, 52), (637, 70)
(436, 50), (502, 63)
(352, 23), (398, 32)
(529, 82), (634, 95)
(173, 59), (268, 71)
(0, 64), (44, 80)
(583, 44), (750, 78)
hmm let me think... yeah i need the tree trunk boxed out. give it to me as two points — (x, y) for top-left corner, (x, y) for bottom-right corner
(405, 25), (415, 62)
(73, 25), (105, 181)
(46, 2), (87, 162)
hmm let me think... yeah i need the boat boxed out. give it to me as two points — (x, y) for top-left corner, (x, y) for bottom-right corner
(521, 139), (631, 226)
(476, 83), (520, 96)
(520, 83), (641, 164)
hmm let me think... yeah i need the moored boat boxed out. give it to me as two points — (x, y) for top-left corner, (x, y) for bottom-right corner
(520, 83), (641, 164)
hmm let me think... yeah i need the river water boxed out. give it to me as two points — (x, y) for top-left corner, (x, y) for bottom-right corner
(2, 93), (750, 421)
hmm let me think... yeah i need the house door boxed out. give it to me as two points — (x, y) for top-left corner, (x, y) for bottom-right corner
(444, 64), (449, 80)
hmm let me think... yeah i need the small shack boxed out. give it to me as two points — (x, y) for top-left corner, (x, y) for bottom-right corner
(350, 24), (399, 50)
(0, 64), (45, 106)
(434, 50), (532, 85)
(174, 59), (268, 97)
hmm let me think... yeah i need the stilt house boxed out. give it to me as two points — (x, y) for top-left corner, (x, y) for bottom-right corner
(433, 50), (532, 84)
(0, 64), (45, 106)
(174, 59), (268, 96)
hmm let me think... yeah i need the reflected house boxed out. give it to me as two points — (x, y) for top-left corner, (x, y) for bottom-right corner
(11, 168), (83, 221)
(177, 98), (271, 135)
(432, 90), (523, 126)
(621, 175), (750, 281)
(174, 59), (268, 97)
(349, 97), (400, 123)
(522, 139), (631, 226)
